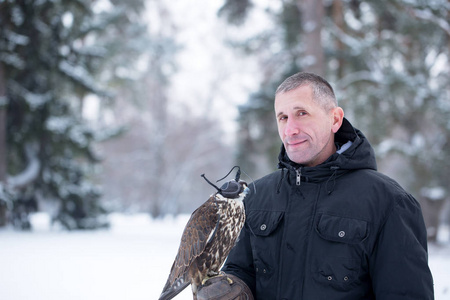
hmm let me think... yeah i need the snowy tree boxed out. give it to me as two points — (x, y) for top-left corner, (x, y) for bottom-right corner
(219, 0), (450, 239)
(332, 0), (450, 241)
(0, 0), (150, 229)
(0, 62), (7, 226)
(97, 1), (237, 217)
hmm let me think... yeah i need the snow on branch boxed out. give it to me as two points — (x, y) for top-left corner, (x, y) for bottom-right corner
(2, 28), (29, 47)
(8, 143), (41, 190)
(326, 19), (384, 81)
(336, 70), (381, 89)
(8, 80), (52, 110)
(0, 53), (26, 69)
(376, 138), (418, 158)
(46, 115), (95, 149)
(421, 186), (446, 201)
(408, 8), (450, 37)
(58, 60), (112, 97)
(73, 45), (107, 58)
(0, 182), (15, 207)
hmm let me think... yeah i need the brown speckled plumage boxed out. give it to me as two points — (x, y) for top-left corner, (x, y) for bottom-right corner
(159, 184), (248, 300)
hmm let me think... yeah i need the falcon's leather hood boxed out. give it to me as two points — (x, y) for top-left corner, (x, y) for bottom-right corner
(277, 118), (377, 185)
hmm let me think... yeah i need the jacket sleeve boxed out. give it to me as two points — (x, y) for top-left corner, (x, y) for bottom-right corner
(370, 193), (434, 299)
(221, 222), (256, 295)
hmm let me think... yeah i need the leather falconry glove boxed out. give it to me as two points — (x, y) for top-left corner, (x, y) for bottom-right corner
(197, 273), (254, 300)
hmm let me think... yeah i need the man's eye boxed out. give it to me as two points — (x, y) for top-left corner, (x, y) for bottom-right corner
(279, 116), (287, 121)
(297, 111), (307, 116)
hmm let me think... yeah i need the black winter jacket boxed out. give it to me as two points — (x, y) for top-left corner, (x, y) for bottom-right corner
(222, 118), (434, 300)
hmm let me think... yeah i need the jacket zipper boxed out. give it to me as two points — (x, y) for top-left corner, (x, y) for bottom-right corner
(296, 168), (301, 185)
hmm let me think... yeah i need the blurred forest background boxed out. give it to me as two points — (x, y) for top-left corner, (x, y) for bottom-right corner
(0, 0), (449, 242)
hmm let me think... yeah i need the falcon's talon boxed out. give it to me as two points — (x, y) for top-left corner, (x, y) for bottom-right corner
(201, 276), (211, 285)
(227, 277), (234, 285)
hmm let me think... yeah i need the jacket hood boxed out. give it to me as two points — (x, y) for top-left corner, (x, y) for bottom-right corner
(277, 118), (377, 184)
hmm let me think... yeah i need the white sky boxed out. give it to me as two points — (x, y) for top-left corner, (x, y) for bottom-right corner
(84, 1), (275, 143)
(162, 0), (273, 142)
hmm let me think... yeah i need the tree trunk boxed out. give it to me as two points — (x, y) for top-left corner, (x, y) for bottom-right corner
(146, 63), (168, 218)
(332, 0), (345, 78)
(420, 196), (446, 242)
(0, 62), (7, 226)
(298, 0), (325, 76)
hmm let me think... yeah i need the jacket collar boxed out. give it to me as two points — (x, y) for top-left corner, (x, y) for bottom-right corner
(277, 118), (377, 183)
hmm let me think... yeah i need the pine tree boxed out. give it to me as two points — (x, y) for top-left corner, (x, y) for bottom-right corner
(219, 0), (450, 237)
(333, 0), (450, 240)
(0, 0), (149, 229)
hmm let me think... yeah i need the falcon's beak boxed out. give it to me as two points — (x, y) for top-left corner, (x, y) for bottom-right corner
(238, 181), (250, 197)
(238, 180), (248, 194)
(243, 186), (250, 195)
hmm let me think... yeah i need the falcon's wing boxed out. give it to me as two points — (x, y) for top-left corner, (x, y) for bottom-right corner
(159, 195), (219, 300)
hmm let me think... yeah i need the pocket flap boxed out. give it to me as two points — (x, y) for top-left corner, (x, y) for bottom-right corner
(247, 210), (284, 237)
(316, 214), (367, 244)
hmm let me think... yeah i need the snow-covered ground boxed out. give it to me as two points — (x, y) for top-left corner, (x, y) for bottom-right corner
(0, 213), (449, 300)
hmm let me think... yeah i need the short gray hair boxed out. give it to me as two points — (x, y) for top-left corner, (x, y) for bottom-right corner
(275, 72), (337, 111)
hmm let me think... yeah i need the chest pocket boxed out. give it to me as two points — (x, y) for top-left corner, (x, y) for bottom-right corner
(312, 214), (368, 291)
(246, 210), (284, 291)
(316, 214), (368, 244)
(247, 210), (284, 237)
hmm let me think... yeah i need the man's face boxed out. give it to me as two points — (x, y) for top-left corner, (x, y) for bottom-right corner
(274, 85), (342, 167)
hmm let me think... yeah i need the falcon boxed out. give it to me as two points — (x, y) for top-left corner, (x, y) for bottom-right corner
(159, 168), (249, 300)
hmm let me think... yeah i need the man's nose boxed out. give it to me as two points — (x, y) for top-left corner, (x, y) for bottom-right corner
(284, 118), (299, 136)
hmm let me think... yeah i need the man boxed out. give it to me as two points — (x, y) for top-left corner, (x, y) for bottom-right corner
(198, 72), (434, 299)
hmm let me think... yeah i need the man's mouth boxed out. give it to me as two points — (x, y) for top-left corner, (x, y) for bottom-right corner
(286, 138), (307, 147)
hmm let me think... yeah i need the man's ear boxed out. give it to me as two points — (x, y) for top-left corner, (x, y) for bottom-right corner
(331, 107), (344, 133)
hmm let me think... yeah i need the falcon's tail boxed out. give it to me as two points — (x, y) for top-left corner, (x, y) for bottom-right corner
(159, 277), (190, 300)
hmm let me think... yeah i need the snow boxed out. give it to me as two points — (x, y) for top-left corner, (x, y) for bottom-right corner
(421, 187), (447, 201)
(0, 52), (26, 69)
(0, 213), (193, 300)
(0, 213), (449, 300)
(7, 143), (40, 190)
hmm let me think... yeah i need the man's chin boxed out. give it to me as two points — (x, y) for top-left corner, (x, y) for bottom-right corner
(286, 151), (308, 165)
